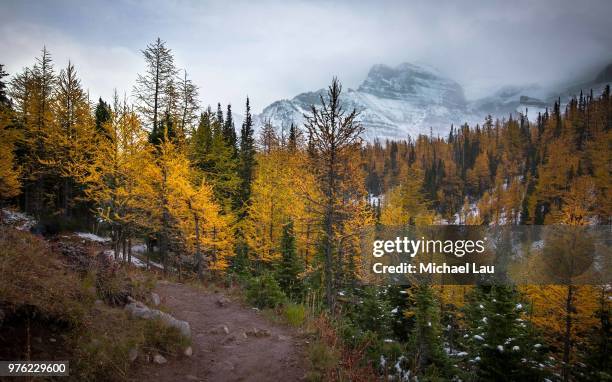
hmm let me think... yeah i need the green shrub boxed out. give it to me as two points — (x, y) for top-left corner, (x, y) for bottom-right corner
(245, 273), (286, 309)
(141, 318), (190, 356)
(284, 303), (306, 327)
(306, 341), (339, 382)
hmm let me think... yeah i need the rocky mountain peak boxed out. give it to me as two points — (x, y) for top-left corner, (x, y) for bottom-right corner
(357, 63), (467, 109)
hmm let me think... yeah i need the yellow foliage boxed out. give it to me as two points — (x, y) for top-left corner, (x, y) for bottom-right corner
(0, 107), (21, 200)
(245, 149), (320, 263)
(521, 285), (602, 361)
(142, 138), (233, 271)
(381, 165), (435, 226)
(165, 161), (233, 271)
(81, 110), (150, 230)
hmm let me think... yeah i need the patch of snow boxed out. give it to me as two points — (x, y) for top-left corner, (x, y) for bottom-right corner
(2, 209), (36, 231)
(473, 335), (484, 341)
(391, 307), (399, 314)
(534, 343), (542, 348)
(131, 243), (147, 253)
(104, 249), (163, 269)
(497, 345), (504, 352)
(76, 232), (111, 243)
(512, 346), (520, 351)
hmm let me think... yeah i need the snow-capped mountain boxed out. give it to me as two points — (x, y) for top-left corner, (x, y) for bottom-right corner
(256, 62), (612, 141)
(256, 63), (478, 141)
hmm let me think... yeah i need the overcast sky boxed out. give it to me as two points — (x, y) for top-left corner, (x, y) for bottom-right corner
(1, 0), (611, 113)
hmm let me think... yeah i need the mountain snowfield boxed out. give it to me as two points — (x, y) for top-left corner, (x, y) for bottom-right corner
(255, 62), (612, 141)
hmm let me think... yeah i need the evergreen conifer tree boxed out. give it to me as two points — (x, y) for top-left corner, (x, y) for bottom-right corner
(464, 285), (549, 381)
(191, 108), (214, 170)
(223, 104), (237, 152)
(94, 97), (112, 139)
(204, 110), (239, 212)
(149, 111), (176, 145)
(408, 285), (449, 377)
(288, 122), (298, 151)
(236, 97), (256, 216)
(276, 220), (302, 300)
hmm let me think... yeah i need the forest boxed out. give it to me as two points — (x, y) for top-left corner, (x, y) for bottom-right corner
(0, 38), (610, 382)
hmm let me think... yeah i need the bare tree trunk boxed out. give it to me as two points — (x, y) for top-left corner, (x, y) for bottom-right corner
(194, 213), (203, 281)
(212, 226), (217, 267)
(324, 145), (337, 310)
(122, 236), (127, 263)
(562, 284), (574, 382)
(127, 237), (132, 267)
(160, 164), (169, 276)
(146, 236), (151, 270)
(113, 226), (120, 261)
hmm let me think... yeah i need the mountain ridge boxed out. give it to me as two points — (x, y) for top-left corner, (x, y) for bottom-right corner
(255, 61), (612, 141)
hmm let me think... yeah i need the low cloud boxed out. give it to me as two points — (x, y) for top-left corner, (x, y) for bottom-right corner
(1, 0), (611, 112)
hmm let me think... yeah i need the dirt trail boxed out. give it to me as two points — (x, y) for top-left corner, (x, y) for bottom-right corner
(135, 282), (307, 382)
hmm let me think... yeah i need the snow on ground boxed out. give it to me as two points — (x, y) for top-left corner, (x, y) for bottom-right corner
(2, 209), (36, 231)
(131, 243), (147, 253)
(104, 248), (164, 270)
(76, 232), (111, 243)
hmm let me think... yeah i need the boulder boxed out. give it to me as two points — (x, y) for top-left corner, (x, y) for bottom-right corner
(128, 348), (138, 362)
(245, 327), (270, 337)
(125, 301), (191, 338)
(150, 292), (161, 306)
(216, 296), (230, 307)
(184, 346), (193, 357)
(153, 354), (167, 364)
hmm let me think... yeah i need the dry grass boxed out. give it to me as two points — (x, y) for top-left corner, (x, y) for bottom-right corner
(0, 226), (189, 381)
(0, 227), (88, 324)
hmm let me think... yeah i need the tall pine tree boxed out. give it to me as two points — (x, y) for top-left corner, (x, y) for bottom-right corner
(236, 97), (256, 216)
(275, 220), (303, 300)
